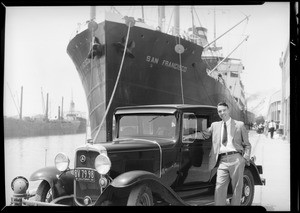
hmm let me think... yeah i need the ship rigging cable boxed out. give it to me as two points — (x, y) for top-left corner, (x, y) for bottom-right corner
(88, 22), (96, 141)
(179, 38), (184, 104)
(175, 36), (185, 104)
(94, 17), (134, 142)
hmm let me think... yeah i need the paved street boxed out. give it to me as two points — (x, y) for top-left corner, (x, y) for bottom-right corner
(249, 130), (290, 211)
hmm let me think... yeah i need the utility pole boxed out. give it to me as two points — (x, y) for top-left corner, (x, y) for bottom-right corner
(19, 86), (23, 120)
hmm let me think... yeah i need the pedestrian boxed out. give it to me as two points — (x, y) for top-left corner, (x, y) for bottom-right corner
(268, 120), (276, 139)
(257, 123), (264, 134)
(183, 102), (251, 205)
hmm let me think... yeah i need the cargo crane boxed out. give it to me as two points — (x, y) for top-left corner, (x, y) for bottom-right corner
(6, 83), (22, 119)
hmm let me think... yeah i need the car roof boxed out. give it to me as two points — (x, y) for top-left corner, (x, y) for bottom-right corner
(115, 104), (217, 115)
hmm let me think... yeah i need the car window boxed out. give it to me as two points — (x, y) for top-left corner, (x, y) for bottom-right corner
(118, 114), (176, 139)
(182, 113), (208, 142)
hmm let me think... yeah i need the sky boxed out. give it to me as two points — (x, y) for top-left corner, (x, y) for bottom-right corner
(3, 3), (290, 118)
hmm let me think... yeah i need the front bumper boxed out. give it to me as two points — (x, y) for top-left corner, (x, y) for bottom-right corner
(10, 176), (74, 206)
(11, 194), (73, 206)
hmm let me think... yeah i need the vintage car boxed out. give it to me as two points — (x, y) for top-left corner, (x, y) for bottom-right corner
(11, 104), (265, 206)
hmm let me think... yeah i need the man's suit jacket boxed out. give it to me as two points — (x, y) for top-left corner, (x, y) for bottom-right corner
(200, 119), (251, 170)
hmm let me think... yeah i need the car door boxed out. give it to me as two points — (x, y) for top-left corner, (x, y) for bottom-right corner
(176, 107), (221, 190)
(178, 111), (212, 187)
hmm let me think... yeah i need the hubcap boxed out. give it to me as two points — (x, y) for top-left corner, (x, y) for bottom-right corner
(138, 193), (151, 206)
(244, 185), (250, 196)
(241, 176), (251, 204)
(45, 189), (53, 203)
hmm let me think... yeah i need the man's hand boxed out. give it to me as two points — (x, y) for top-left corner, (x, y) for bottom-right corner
(245, 159), (250, 166)
(243, 156), (250, 166)
(182, 135), (192, 141)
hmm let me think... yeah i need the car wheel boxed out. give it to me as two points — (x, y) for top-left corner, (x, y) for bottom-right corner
(241, 168), (254, 206)
(35, 180), (53, 203)
(127, 184), (154, 206)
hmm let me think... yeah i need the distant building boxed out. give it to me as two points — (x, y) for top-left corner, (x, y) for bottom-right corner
(267, 90), (281, 123)
(279, 42), (290, 140)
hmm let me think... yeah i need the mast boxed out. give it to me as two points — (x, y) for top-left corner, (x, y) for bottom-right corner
(90, 6), (96, 20)
(141, 6), (145, 22)
(191, 6), (195, 34)
(41, 87), (45, 115)
(45, 93), (49, 121)
(158, 6), (165, 32)
(174, 6), (180, 35)
(213, 8), (217, 49)
(19, 86), (23, 120)
(58, 106), (61, 120)
(61, 97), (64, 120)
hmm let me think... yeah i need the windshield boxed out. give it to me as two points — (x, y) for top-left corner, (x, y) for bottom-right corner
(117, 114), (176, 139)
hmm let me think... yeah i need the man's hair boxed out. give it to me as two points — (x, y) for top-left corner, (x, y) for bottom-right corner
(217, 102), (229, 108)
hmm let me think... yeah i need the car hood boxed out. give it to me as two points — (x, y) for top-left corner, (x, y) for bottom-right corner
(100, 138), (177, 178)
(99, 137), (176, 152)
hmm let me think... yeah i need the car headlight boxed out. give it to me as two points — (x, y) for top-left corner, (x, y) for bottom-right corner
(95, 154), (111, 175)
(54, 153), (70, 172)
(11, 176), (29, 194)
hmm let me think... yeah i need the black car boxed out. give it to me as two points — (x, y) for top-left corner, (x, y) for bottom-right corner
(11, 104), (265, 206)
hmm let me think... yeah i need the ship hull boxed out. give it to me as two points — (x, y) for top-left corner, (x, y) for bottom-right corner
(67, 20), (246, 142)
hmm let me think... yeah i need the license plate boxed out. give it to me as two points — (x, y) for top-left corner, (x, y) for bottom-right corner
(74, 168), (95, 182)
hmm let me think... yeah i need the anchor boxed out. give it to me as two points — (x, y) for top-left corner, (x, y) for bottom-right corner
(113, 36), (135, 58)
(87, 36), (104, 59)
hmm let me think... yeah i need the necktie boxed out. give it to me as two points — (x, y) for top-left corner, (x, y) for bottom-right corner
(222, 122), (227, 146)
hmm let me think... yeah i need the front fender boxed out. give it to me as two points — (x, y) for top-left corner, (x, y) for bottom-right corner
(95, 170), (186, 206)
(247, 161), (264, 185)
(30, 166), (74, 198)
(30, 167), (60, 187)
(111, 170), (159, 188)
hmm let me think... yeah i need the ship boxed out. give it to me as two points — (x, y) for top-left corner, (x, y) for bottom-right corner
(67, 6), (250, 142)
(4, 88), (86, 138)
(4, 116), (85, 138)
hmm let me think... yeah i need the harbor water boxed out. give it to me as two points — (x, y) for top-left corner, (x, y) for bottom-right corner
(4, 133), (88, 206)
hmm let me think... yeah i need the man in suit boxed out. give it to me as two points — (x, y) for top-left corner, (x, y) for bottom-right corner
(185, 102), (251, 205)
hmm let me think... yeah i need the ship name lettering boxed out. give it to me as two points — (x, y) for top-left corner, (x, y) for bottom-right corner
(146, 56), (159, 64)
(161, 60), (187, 72)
